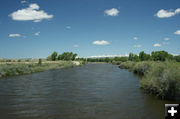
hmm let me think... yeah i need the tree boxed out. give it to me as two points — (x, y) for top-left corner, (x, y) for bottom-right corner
(38, 58), (42, 65)
(128, 53), (139, 61)
(114, 57), (120, 61)
(128, 53), (134, 61)
(58, 52), (77, 61)
(105, 57), (110, 62)
(72, 53), (77, 60)
(76, 58), (86, 61)
(58, 54), (62, 60)
(167, 54), (174, 60)
(139, 51), (145, 61)
(46, 55), (52, 61)
(139, 51), (151, 61)
(133, 55), (140, 62)
(151, 51), (169, 61)
(114, 57), (128, 62)
(174, 55), (180, 62)
(120, 57), (128, 62)
(51, 51), (58, 61)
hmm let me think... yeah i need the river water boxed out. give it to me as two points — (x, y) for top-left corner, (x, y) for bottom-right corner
(0, 64), (178, 119)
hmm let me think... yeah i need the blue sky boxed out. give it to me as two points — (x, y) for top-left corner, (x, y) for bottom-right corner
(0, 0), (180, 58)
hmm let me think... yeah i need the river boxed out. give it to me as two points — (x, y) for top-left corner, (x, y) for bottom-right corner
(0, 64), (178, 119)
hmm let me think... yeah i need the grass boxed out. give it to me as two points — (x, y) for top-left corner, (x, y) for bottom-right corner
(119, 61), (180, 100)
(0, 61), (82, 78)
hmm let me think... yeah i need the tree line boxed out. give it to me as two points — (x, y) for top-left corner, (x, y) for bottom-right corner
(87, 51), (180, 62)
(46, 51), (180, 62)
(47, 52), (77, 61)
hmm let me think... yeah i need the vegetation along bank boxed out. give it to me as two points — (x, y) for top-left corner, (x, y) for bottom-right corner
(0, 52), (85, 78)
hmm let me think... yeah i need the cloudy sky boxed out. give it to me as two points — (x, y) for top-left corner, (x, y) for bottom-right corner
(0, 0), (180, 58)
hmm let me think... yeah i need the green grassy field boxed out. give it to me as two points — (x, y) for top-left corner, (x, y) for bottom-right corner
(0, 61), (82, 78)
(119, 61), (180, 100)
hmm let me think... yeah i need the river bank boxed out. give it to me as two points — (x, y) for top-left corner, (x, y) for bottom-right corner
(118, 61), (180, 100)
(0, 61), (82, 78)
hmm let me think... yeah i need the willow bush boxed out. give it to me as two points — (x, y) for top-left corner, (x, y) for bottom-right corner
(118, 61), (180, 100)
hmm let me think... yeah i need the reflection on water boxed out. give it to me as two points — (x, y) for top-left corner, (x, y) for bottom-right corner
(0, 64), (178, 119)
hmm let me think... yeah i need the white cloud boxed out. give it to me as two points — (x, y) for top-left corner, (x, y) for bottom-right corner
(66, 26), (71, 29)
(21, 0), (27, 4)
(174, 30), (180, 35)
(92, 40), (110, 45)
(73, 44), (79, 47)
(133, 37), (138, 40)
(164, 37), (170, 41)
(134, 44), (142, 48)
(9, 3), (53, 22)
(34, 32), (40, 36)
(33, 19), (42, 22)
(9, 34), (21, 37)
(153, 43), (161, 47)
(155, 8), (180, 18)
(104, 8), (119, 16)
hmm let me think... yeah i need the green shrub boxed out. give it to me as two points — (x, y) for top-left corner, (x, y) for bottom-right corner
(118, 61), (180, 100)
(140, 62), (180, 100)
(38, 59), (42, 65)
(132, 61), (151, 75)
(0, 61), (78, 78)
(119, 61), (135, 70)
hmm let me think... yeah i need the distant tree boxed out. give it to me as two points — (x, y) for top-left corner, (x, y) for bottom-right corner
(139, 51), (146, 61)
(134, 55), (140, 62)
(87, 58), (92, 62)
(58, 52), (77, 61)
(128, 53), (134, 61)
(167, 54), (174, 60)
(119, 57), (128, 62)
(51, 51), (58, 61)
(114, 57), (120, 61)
(72, 53), (77, 60)
(151, 51), (169, 61)
(6, 59), (11, 62)
(114, 56), (128, 62)
(128, 53), (139, 61)
(105, 57), (110, 62)
(139, 51), (151, 61)
(87, 58), (100, 62)
(76, 58), (86, 61)
(38, 58), (42, 65)
(174, 55), (180, 62)
(99, 58), (104, 62)
(46, 55), (52, 61)
(58, 54), (62, 60)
